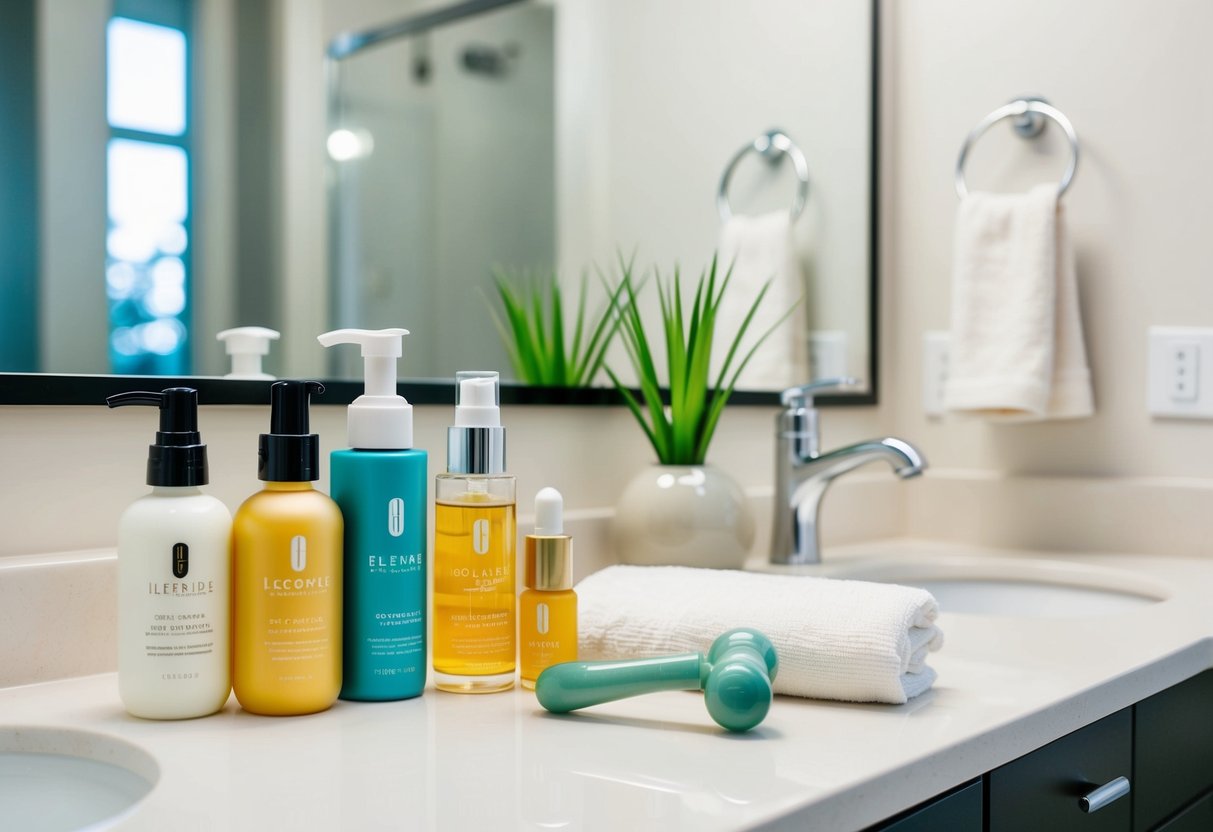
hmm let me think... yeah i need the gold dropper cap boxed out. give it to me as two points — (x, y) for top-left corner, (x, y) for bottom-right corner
(525, 535), (573, 590)
(525, 486), (573, 590)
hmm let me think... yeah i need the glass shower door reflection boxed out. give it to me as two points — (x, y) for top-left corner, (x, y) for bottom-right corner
(327, 2), (555, 381)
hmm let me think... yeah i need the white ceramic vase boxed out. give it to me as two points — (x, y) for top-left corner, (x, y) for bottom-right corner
(613, 464), (756, 569)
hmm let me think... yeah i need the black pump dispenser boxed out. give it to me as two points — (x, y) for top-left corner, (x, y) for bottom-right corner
(106, 387), (209, 487)
(259, 380), (324, 482)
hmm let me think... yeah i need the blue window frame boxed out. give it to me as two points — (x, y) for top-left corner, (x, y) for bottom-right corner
(105, 0), (192, 375)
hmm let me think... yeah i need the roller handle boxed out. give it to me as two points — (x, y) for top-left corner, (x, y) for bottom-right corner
(536, 653), (704, 713)
(535, 629), (779, 732)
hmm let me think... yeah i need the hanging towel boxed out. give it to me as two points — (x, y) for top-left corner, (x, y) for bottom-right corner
(577, 565), (943, 705)
(714, 211), (806, 390)
(943, 183), (1094, 420)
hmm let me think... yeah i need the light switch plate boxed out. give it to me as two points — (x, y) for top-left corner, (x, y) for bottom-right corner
(922, 331), (951, 417)
(1147, 326), (1213, 418)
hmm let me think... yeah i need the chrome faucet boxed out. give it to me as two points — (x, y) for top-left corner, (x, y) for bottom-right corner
(771, 378), (927, 565)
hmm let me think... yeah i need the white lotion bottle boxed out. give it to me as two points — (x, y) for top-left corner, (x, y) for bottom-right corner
(108, 387), (233, 719)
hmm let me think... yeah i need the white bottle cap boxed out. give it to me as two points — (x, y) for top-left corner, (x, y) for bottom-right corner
(216, 327), (280, 379)
(317, 328), (413, 449)
(534, 487), (563, 535)
(454, 371), (501, 427)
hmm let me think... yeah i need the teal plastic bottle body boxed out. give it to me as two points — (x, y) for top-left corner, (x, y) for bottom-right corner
(332, 448), (428, 700)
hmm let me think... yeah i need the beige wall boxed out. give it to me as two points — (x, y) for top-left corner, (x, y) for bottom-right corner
(0, 400), (892, 559)
(882, 0), (1213, 553)
(886, 0), (1213, 479)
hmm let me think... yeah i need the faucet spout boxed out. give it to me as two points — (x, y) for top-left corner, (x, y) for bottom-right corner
(797, 437), (925, 483)
(770, 435), (927, 566)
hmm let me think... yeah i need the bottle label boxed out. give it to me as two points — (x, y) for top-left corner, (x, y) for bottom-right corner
(472, 518), (490, 554)
(172, 542), (189, 578)
(136, 542), (220, 665)
(264, 536), (334, 595)
(291, 535), (307, 571)
(148, 581), (214, 596)
(434, 501), (516, 678)
(520, 593), (577, 682)
(367, 553), (423, 572)
(355, 494), (425, 684)
(249, 533), (337, 674)
(388, 497), (405, 537)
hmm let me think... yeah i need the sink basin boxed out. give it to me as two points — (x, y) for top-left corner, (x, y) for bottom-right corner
(0, 727), (158, 832)
(762, 554), (1171, 619)
(897, 578), (1159, 618)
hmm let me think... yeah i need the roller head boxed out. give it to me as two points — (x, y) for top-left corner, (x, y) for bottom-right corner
(704, 660), (773, 732)
(703, 628), (779, 732)
(707, 628), (779, 682)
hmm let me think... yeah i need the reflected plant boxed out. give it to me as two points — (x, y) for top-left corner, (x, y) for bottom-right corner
(488, 268), (627, 387)
(606, 254), (796, 465)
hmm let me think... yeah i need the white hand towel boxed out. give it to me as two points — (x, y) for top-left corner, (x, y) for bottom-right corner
(577, 565), (943, 705)
(714, 211), (806, 390)
(943, 183), (1094, 420)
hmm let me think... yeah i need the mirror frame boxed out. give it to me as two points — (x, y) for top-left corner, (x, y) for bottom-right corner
(0, 0), (878, 409)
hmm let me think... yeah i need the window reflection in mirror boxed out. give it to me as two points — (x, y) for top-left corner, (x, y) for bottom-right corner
(106, 11), (193, 377)
(1, 0), (874, 402)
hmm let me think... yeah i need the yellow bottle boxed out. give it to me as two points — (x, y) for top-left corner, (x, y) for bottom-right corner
(232, 381), (343, 715)
(520, 488), (576, 689)
(433, 371), (517, 693)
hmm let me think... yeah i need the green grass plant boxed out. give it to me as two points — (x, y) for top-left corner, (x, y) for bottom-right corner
(488, 268), (626, 387)
(606, 254), (796, 465)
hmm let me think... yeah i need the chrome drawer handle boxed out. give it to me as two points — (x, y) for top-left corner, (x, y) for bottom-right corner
(1079, 776), (1131, 813)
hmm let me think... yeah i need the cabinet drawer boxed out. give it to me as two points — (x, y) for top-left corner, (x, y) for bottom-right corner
(1155, 791), (1213, 832)
(989, 708), (1132, 832)
(1135, 670), (1213, 831)
(868, 779), (982, 831)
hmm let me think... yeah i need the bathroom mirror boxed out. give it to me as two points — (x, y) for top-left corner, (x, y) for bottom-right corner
(0, 0), (877, 406)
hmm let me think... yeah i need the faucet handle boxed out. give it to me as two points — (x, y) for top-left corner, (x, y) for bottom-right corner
(780, 377), (859, 409)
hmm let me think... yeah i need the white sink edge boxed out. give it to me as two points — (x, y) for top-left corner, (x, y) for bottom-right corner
(751, 552), (1171, 599)
(0, 726), (159, 832)
(0, 725), (159, 786)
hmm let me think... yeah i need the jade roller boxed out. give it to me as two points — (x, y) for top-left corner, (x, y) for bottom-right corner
(534, 628), (779, 732)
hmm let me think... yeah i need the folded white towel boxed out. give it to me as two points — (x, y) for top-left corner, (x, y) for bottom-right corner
(943, 183), (1094, 420)
(577, 565), (943, 705)
(714, 211), (806, 390)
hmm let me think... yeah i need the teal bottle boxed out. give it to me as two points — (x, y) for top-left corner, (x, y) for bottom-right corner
(319, 328), (428, 700)
(331, 448), (427, 699)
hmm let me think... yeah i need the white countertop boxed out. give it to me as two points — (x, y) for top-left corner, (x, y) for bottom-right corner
(5, 540), (1213, 831)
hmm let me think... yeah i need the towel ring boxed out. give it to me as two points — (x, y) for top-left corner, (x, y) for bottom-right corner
(717, 129), (810, 222)
(954, 97), (1079, 200)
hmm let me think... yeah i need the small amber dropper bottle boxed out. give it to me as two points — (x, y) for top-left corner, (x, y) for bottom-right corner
(520, 488), (577, 689)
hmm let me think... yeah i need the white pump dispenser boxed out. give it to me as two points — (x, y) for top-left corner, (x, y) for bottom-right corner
(216, 327), (280, 379)
(454, 371), (501, 427)
(317, 328), (413, 449)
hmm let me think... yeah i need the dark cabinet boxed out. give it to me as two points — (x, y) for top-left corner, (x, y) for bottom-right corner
(867, 779), (982, 831)
(869, 671), (1213, 832)
(1154, 792), (1213, 832)
(1134, 670), (1213, 830)
(988, 708), (1132, 832)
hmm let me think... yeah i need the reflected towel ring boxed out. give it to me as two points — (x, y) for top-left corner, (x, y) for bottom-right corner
(954, 97), (1079, 200)
(717, 129), (810, 222)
